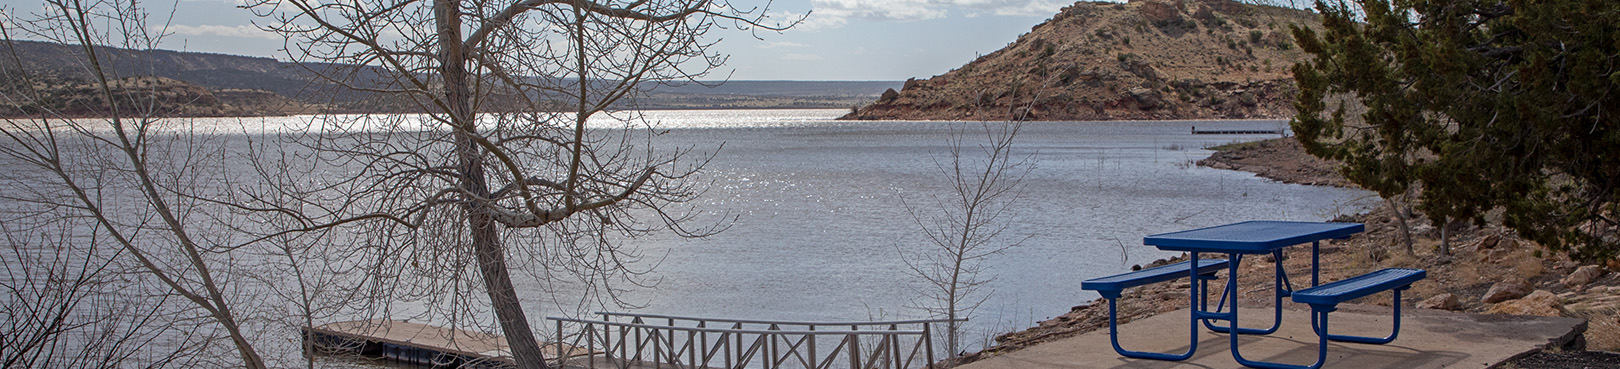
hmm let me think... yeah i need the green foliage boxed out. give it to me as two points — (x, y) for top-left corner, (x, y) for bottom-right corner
(1291, 0), (1620, 260)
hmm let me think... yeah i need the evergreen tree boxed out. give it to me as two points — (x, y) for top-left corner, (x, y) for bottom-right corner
(1291, 0), (1620, 260)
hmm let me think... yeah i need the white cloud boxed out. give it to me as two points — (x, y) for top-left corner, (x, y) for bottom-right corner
(161, 24), (280, 40)
(762, 41), (809, 49)
(985, 0), (1071, 17)
(782, 53), (824, 61)
(803, 0), (946, 30)
(804, 0), (1067, 29)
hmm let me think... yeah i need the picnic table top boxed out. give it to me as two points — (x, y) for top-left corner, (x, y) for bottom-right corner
(1144, 221), (1363, 254)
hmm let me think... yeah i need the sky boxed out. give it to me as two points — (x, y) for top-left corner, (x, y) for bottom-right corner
(0, 0), (1092, 81)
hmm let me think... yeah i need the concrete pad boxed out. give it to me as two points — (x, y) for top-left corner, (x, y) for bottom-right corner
(963, 304), (1586, 369)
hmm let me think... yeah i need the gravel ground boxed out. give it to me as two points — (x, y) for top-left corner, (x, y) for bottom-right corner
(1502, 350), (1620, 369)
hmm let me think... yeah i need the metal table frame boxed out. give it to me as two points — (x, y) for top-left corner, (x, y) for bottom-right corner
(1144, 221), (1364, 369)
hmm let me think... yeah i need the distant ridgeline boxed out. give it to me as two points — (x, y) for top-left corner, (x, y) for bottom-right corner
(844, 0), (1321, 121)
(0, 40), (898, 117)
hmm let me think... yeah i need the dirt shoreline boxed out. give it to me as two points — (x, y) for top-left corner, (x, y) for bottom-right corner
(959, 137), (1620, 367)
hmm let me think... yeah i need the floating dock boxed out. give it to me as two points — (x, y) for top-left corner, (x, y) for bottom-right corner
(1191, 127), (1286, 135)
(303, 320), (592, 368)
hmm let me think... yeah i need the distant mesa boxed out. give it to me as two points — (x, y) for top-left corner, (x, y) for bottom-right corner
(843, 0), (1320, 121)
(0, 40), (900, 117)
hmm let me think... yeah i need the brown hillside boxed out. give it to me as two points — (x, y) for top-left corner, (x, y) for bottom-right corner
(0, 75), (311, 118)
(843, 0), (1320, 121)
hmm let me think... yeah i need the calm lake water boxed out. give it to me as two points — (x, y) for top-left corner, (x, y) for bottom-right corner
(4, 109), (1375, 365)
(526, 109), (1372, 344)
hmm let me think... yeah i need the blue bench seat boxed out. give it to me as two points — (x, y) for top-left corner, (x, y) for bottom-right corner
(1231, 268), (1427, 369)
(1293, 268), (1426, 308)
(1294, 267), (1426, 353)
(1081, 259), (1229, 299)
(1080, 258), (1228, 361)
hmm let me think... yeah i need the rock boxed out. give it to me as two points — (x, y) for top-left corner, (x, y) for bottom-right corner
(1416, 293), (1464, 311)
(878, 88), (900, 102)
(1482, 247), (1515, 263)
(1010, 106), (1037, 121)
(1139, 1), (1182, 26)
(1128, 87), (1162, 109)
(1485, 290), (1568, 317)
(1478, 234), (1501, 249)
(1481, 277), (1533, 303)
(1120, 58), (1161, 81)
(1561, 265), (1605, 288)
(1238, 91), (1258, 107)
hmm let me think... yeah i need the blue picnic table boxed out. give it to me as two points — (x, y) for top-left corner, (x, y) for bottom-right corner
(1082, 221), (1426, 369)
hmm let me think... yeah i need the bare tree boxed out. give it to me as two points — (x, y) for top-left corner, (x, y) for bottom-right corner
(0, 1), (267, 367)
(898, 120), (1035, 362)
(243, 1), (795, 368)
(0, 220), (203, 369)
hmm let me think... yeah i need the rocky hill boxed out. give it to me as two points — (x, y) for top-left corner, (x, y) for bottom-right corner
(0, 75), (312, 118)
(0, 40), (897, 116)
(842, 0), (1321, 121)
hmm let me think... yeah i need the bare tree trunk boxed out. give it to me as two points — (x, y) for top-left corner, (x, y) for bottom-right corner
(474, 230), (549, 369)
(1387, 196), (1414, 254)
(1439, 219), (1457, 257)
(435, 0), (547, 367)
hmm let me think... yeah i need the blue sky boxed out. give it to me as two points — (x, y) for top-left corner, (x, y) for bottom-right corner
(1, 0), (1088, 81)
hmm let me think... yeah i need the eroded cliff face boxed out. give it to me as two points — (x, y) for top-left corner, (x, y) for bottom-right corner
(843, 0), (1320, 121)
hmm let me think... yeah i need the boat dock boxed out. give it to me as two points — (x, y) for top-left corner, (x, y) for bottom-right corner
(303, 320), (593, 368)
(1191, 126), (1286, 135)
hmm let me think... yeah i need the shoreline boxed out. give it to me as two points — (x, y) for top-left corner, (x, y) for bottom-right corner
(958, 137), (1620, 367)
(4, 110), (1292, 123)
(0, 106), (862, 120)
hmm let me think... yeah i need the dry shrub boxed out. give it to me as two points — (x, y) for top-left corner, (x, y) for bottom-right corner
(1382, 250), (1421, 269)
(1514, 251), (1546, 279)
(1409, 279), (1444, 299)
(1578, 307), (1620, 351)
(1452, 262), (1484, 285)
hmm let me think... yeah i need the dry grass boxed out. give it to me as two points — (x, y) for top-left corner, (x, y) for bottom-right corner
(1514, 252), (1546, 279)
(1578, 307), (1620, 351)
(1452, 260), (1484, 285)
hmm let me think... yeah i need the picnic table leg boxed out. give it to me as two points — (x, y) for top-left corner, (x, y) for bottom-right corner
(1228, 259), (1329, 369)
(1310, 286), (1408, 344)
(1203, 251), (1284, 335)
(1312, 241), (1320, 287)
(1104, 254), (1205, 361)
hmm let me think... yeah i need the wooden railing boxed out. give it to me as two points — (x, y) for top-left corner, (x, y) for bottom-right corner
(547, 312), (961, 369)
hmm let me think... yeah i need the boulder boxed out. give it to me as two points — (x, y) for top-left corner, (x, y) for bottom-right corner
(1139, 1), (1182, 26)
(1416, 293), (1464, 311)
(1481, 277), (1533, 303)
(1128, 87), (1163, 109)
(878, 88), (900, 102)
(1485, 290), (1567, 317)
(1120, 58), (1160, 81)
(1561, 265), (1605, 288)
(1482, 246), (1516, 263)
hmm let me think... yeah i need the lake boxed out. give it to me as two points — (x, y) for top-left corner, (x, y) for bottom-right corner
(537, 109), (1371, 345)
(2, 108), (1375, 366)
